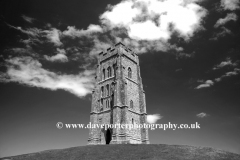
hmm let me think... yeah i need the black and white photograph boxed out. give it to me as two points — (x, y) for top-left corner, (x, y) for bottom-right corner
(0, 0), (240, 159)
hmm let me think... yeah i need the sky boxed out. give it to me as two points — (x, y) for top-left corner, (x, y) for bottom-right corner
(0, 0), (240, 158)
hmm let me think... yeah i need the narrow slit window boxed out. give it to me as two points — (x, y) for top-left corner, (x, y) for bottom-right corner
(100, 99), (103, 111)
(128, 67), (132, 79)
(101, 86), (104, 97)
(130, 100), (133, 109)
(106, 84), (109, 96)
(103, 69), (105, 80)
(103, 86), (105, 97)
(107, 67), (111, 78)
(111, 83), (114, 95)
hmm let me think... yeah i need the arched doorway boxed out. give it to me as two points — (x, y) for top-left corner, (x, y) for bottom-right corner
(105, 129), (112, 144)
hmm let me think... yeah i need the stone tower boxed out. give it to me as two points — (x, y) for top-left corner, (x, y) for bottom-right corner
(88, 42), (149, 145)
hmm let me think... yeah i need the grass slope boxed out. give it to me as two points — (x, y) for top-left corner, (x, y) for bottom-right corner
(1, 144), (240, 160)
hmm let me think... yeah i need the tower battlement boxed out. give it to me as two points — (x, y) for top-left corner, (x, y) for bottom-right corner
(88, 42), (149, 145)
(98, 42), (138, 65)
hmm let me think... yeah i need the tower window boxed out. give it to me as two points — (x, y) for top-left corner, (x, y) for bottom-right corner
(132, 118), (134, 124)
(112, 65), (115, 76)
(100, 99), (103, 111)
(103, 86), (106, 97)
(128, 67), (132, 79)
(107, 67), (111, 78)
(105, 99), (110, 108)
(113, 64), (116, 77)
(101, 86), (104, 97)
(106, 84), (109, 96)
(111, 83), (115, 94)
(103, 69), (105, 80)
(130, 100), (133, 109)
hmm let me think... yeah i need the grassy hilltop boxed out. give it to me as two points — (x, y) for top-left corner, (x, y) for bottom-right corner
(1, 144), (240, 160)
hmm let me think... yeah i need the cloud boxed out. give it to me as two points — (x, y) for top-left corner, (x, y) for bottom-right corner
(44, 54), (68, 62)
(225, 68), (240, 76)
(128, 20), (171, 40)
(22, 15), (35, 23)
(210, 27), (232, 40)
(3, 23), (99, 98)
(56, 48), (66, 55)
(6, 0), (208, 55)
(20, 38), (42, 46)
(88, 38), (112, 56)
(214, 77), (221, 82)
(0, 57), (95, 97)
(62, 24), (103, 39)
(116, 37), (185, 54)
(7, 24), (40, 37)
(44, 48), (68, 62)
(44, 28), (62, 46)
(9, 45), (39, 58)
(213, 57), (238, 70)
(11, 48), (30, 54)
(100, 0), (207, 41)
(147, 114), (162, 124)
(176, 52), (193, 59)
(175, 68), (182, 72)
(215, 68), (240, 82)
(221, 0), (240, 11)
(196, 112), (208, 118)
(214, 13), (238, 28)
(195, 80), (214, 89)
(100, 0), (141, 28)
(1, 0), (211, 98)
(7, 23), (63, 46)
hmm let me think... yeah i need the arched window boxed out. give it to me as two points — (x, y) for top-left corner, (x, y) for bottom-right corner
(101, 86), (104, 97)
(106, 100), (108, 108)
(106, 100), (110, 108)
(103, 69), (105, 80)
(103, 86), (105, 97)
(128, 67), (132, 79)
(107, 67), (111, 78)
(132, 118), (134, 124)
(113, 64), (117, 77)
(112, 65), (115, 76)
(106, 84), (109, 96)
(130, 100), (133, 109)
(111, 83), (115, 94)
(100, 99), (103, 111)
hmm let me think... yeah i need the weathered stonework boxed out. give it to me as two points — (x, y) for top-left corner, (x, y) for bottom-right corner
(88, 42), (149, 145)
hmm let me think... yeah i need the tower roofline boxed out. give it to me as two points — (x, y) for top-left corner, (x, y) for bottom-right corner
(115, 42), (125, 47)
(98, 42), (137, 56)
(98, 42), (125, 55)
